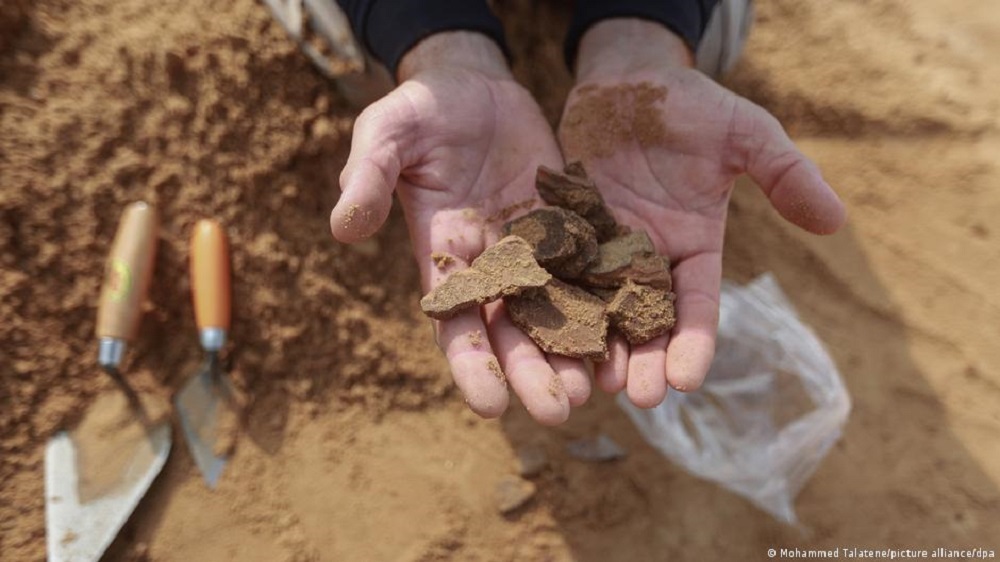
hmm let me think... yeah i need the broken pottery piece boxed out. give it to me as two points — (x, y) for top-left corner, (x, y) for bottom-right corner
(495, 475), (537, 514)
(566, 434), (627, 463)
(535, 165), (622, 242)
(420, 236), (551, 320)
(606, 280), (677, 344)
(503, 207), (598, 278)
(563, 161), (588, 178)
(515, 444), (549, 477)
(505, 279), (608, 361)
(581, 231), (672, 290)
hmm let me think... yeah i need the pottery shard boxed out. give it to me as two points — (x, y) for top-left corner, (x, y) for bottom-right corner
(503, 207), (598, 278)
(536, 164), (622, 242)
(420, 236), (551, 320)
(581, 231), (672, 290)
(495, 475), (537, 514)
(564, 160), (588, 178)
(505, 279), (609, 360)
(607, 280), (677, 344)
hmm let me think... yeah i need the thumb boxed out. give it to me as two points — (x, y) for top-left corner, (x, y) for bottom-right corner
(330, 96), (416, 243)
(738, 101), (847, 235)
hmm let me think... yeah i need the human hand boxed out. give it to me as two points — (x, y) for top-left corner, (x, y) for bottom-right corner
(330, 32), (590, 425)
(559, 19), (847, 407)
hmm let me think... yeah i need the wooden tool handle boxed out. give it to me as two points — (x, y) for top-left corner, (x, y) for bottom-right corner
(96, 202), (159, 341)
(190, 219), (231, 331)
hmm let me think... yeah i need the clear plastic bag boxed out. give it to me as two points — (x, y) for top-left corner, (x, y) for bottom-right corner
(618, 274), (851, 524)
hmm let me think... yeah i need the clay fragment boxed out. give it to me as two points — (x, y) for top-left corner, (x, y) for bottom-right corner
(582, 231), (672, 290)
(564, 161), (588, 178)
(606, 280), (676, 344)
(588, 287), (619, 302)
(505, 279), (609, 360)
(516, 444), (549, 477)
(566, 434), (627, 462)
(536, 165), (622, 242)
(420, 236), (551, 320)
(495, 475), (537, 514)
(503, 207), (598, 278)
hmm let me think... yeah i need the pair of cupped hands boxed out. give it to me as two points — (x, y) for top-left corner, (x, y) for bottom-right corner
(329, 21), (846, 425)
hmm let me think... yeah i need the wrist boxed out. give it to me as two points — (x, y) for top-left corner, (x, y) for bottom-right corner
(397, 31), (512, 82)
(575, 18), (693, 81)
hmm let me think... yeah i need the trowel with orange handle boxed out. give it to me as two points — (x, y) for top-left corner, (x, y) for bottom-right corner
(175, 219), (235, 488)
(45, 201), (172, 562)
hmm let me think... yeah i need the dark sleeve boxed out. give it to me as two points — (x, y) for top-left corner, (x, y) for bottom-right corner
(565, 0), (720, 70)
(334, 0), (510, 76)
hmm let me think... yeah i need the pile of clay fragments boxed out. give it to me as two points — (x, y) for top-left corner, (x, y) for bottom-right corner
(420, 163), (676, 361)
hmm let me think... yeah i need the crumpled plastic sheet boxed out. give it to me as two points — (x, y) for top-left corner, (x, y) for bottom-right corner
(619, 274), (851, 524)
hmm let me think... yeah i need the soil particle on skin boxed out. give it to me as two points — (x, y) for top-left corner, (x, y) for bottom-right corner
(547, 373), (566, 398)
(469, 330), (483, 348)
(606, 280), (677, 345)
(560, 82), (670, 162)
(505, 279), (609, 361)
(431, 252), (455, 270)
(536, 164), (623, 242)
(486, 358), (506, 385)
(344, 204), (359, 224)
(494, 475), (537, 514)
(420, 236), (551, 319)
(582, 231), (673, 290)
(503, 207), (598, 279)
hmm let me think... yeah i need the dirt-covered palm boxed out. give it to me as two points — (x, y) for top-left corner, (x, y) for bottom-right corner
(560, 23), (846, 408)
(330, 33), (589, 425)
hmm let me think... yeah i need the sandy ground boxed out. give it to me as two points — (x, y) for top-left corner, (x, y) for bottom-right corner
(2, 0), (1000, 560)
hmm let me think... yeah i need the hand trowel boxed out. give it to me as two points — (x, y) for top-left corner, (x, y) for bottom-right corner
(175, 219), (235, 488)
(45, 201), (171, 562)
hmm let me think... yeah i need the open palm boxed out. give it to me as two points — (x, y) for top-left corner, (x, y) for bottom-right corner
(331, 65), (590, 425)
(559, 67), (846, 407)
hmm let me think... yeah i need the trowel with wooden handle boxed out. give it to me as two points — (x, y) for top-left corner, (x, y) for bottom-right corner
(45, 201), (172, 562)
(260, 0), (393, 107)
(175, 219), (235, 488)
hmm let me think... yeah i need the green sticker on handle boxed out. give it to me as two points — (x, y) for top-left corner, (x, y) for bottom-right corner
(106, 258), (133, 302)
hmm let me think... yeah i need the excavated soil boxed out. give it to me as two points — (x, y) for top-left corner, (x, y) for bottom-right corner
(3, 0), (1000, 560)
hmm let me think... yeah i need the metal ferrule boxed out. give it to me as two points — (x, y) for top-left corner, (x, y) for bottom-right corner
(199, 327), (227, 353)
(98, 337), (127, 371)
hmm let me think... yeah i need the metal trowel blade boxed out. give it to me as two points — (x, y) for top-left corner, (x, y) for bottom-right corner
(45, 422), (171, 562)
(174, 368), (228, 488)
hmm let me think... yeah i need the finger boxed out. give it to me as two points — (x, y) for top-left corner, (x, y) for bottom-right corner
(486, 302), (571, 426)
(737, 101), (847, 235)
(626, 334), (669, 409)
(594, 333), (628, 394)
(419, 249), (508, 418)
(665, 252), (721, 392)
(548, 355), (591, 407)
(437, 312), (510, 418)
(330, 97), (416, 243)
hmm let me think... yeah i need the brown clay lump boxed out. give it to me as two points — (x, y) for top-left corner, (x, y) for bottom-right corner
(505, 279), (609, 361)
(563, 160), (588, 178)
(536, 164), (622, 242)
(606, 280), (676, 344)
(503, 207), (598, 279)
(581, 231), (672, 291)
(420, 236), (551, 320)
